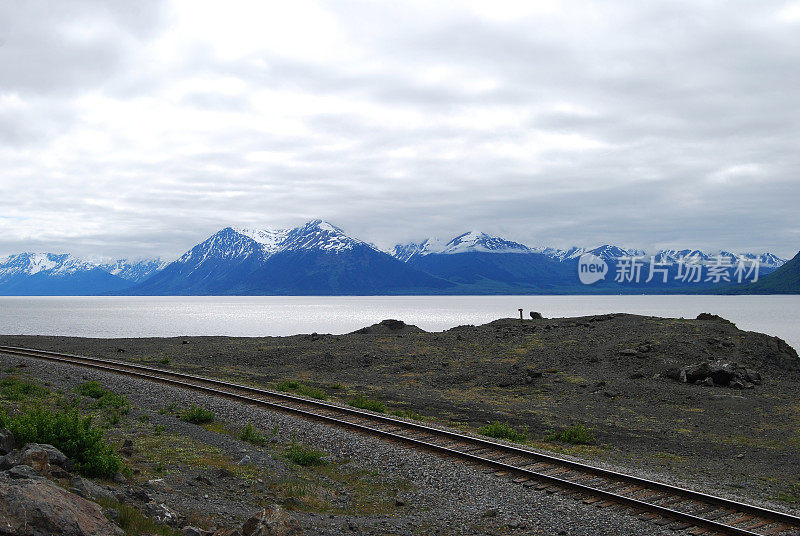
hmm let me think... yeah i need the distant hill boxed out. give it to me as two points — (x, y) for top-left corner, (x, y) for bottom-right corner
(725, 251), (800, 294)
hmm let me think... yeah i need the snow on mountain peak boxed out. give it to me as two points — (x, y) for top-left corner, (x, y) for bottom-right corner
(393, 232), (530, 259)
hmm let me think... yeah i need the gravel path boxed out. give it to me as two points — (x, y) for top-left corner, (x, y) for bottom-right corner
(0, 351), (685, 536)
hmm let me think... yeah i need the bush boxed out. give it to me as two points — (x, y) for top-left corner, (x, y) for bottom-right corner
(4, 406), (122, 478)
(545, 422), (596, 445)
(349, 394), (385, 413)
(179, 405), (214, 424)
(238, 423), (268, 445)
(0, 376), (46, 401)
(478, 421), (529, 442)
(75, 381), (130, 415)
(75, 381), (107, 399)
(159, 358), (170, 365)
(284, 439), (326, 466)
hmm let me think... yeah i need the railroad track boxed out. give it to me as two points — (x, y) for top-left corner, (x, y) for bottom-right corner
(1, 345), (798, 536)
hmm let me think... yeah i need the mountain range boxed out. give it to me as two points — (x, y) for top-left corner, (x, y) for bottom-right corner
(0, 220), (794, 295)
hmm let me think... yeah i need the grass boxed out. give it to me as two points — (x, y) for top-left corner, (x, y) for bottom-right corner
(349, 394), (386, 413)
(0, 405), (123, 478)
(95, 497), (179, 536)
(285, 438), (327, 466)
(390, 409), (424, 421)
(75, 381), (131, 415)
(545, 422), (596, 445)
(0, 376), (47, 401)
(775, 482), (800, 504)
(179, 405), (214, 424)
(276, 380), (327, 400)
(237, 422), (268, 446)
(478, 421), (529, 442)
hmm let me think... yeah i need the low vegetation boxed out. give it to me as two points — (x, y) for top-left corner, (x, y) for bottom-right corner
(285, 438), (327, 466)
(75, 381), (131, 415)
(237, 422), (268, 446)
(179, 405), (214, 424)
(545, 422), (596, 445)
(95, 497), (178, 536)
(349, 394), (386, 413)
(0, 405), (123, 478)
(0, 376), (47, 401)
(478, 420), (529, 442)
(275, 380), (327, 400)
(390, 409), (424, 421)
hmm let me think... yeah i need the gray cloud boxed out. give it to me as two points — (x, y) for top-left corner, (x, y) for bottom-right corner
(0, 0), (798, 260)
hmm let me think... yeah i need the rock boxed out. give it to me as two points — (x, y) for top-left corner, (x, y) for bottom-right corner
(708, 362), (737, 386)
(680, 362), (712, 383)
(618, 349), (638, 356)
(281, 496), (302, 509)
(242, 505), (306, 536)
(70, 476), (116, 502)
(743, 369), (762, 385)
(143, 502), (184, 527)
(395, 497), (406, 506)
(113, 471), (127, 483)
(482, 508), (499, 518)
(529, 312), (543, 320)
(104, 507), (120, 523)
(701, 377), (715, 387)
(214, 468), (234, 479)
(238, 455), (251, 465)
(663, 367), (682, 381)
(212, 529), (241, 536)
(629, 371), (644, 379)
(22, 447), (50, 474)
(637, 344), (652, 353)
(7, 464), (41, 480)
(696, 313), (729, 322)
(0, 429), (15, 455)
(183, 527), (206, 536)
(0, 470), (124, 535)
(120, 439), (135, 456)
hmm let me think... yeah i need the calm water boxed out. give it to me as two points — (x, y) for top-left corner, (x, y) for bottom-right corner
(0, 295), (798, 351)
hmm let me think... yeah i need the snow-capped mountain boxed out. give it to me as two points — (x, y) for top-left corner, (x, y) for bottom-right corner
(0, 253), (133, 295)
(280, 220), (373, 253)
(129, 220), (451, 295)
(0, 253), (97, 282)
(392, 232), (530, 261)
(530, 246), (586, 262)
(99, 258), (168, 283)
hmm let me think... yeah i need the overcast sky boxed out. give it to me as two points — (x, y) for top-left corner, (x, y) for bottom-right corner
(1, 0), (799, 260)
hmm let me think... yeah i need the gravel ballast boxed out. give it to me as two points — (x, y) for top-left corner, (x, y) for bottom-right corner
(0, 352), (683, 536)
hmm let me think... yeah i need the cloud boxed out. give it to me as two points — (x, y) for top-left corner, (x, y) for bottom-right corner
(0, 0), (798, 260)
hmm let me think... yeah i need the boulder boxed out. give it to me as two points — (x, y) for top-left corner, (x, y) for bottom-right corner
(529, 312), (543, 320)
(70, 475), (116, 502)
(0, 470), (124, 535)
(242, 505), (306, 536)
(680, 362), (712, 384)
(708, 362), (737, 386)
(0, 429), (15, 455)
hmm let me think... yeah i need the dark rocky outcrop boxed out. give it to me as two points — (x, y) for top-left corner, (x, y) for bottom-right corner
(668, 360), (763, 388)
(352, 319), (424, 335)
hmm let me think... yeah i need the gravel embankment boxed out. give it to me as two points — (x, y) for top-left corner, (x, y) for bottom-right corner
(0, 351), (681, 536)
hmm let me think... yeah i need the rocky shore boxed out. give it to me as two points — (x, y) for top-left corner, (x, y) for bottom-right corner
(1, 312), (799, 534)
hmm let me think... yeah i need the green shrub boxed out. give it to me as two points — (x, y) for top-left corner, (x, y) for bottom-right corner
(545, 422), (596, 445)
(159, 358), (171, 365)
(276, 380), (301, 391)
(349, 394), (385, 413)
(284, 439), (326, 466)
(96, 392), (131, 414)
(75, 381), (107, 399)
(95, 497), (178, 536)
(238, 423), (268, 445)
(5, 406), (122, 478)
(1, 376), (47, 401)
(478, 421), (529, 443)
(179, 405), (214, 424)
